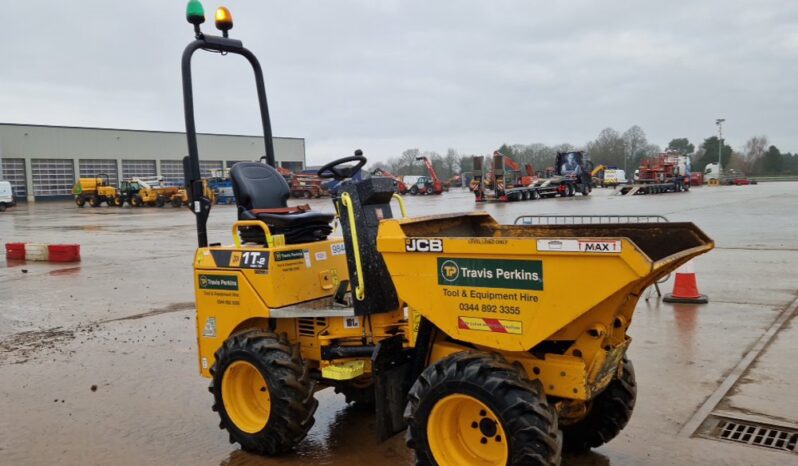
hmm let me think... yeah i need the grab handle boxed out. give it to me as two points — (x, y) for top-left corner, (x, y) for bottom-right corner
(392, 193), (407, 218)
(340, 192), (365, 301)
(232, 220), (274, 248)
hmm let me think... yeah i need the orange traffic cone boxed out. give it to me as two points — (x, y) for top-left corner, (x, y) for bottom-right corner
(663, 260), (708, 304)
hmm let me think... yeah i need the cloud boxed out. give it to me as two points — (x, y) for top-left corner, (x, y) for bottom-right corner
(0, 0), (796, 165)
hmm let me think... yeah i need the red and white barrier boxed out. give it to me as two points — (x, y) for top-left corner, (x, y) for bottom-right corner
(5, 242), (81, 263)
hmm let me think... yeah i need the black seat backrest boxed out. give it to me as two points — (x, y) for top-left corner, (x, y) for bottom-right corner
(337, 177), (400, 316)
(230, 162), (290, 212)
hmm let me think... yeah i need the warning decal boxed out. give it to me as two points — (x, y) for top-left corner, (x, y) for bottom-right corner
(457, 316), (523, 335)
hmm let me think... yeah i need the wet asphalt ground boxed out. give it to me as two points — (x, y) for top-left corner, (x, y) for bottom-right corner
(1, 182), (796, 465)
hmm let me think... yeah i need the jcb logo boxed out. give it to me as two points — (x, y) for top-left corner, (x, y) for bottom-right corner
(405, 238), (443, 253)
(440, 259), (460, 282)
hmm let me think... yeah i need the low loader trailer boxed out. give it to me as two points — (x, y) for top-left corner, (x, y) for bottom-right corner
(618, 152), (691, 196)
(472, 151), (592, 202)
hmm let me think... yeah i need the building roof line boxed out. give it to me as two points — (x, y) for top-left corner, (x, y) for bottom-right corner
(0, 122), (304, 141)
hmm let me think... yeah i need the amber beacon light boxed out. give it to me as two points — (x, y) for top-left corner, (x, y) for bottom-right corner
(215, 7), (233, 36)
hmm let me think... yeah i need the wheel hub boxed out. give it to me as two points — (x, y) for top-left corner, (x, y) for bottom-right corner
(427, 394), (508, 466)
(221, 360), (271, 434)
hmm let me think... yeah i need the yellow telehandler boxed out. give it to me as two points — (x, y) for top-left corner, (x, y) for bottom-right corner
(180, 4), (714, 465)
(128, 177), (180, 207)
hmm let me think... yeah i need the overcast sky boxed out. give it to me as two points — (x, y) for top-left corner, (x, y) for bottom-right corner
(1, 1), (796, 164)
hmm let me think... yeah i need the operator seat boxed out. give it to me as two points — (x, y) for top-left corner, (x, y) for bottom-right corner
(230, 162), (334, 244)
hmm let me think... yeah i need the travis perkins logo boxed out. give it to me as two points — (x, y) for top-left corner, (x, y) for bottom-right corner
(438, 258), (543, 291)
(199, 274), (239, 291)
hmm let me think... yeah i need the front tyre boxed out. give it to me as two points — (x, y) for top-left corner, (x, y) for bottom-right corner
(406, 352), (562, 466)
(210, 330), (318, 455)
(562, 357), (636, 452)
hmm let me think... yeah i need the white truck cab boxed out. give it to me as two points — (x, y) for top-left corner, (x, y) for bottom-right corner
(704, 163), (720, 182)
(0, 180), (16, 212)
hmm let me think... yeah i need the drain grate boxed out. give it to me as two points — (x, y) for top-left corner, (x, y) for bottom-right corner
(715, 419), (798, 453)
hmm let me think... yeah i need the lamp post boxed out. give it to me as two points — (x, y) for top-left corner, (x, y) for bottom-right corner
(715, 118), (725, 173)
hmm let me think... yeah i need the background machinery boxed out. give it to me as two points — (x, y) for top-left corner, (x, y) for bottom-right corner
(530, 151), (594, 198)
(128, 177), (180, 207)
(412, 156), (445, 195)
(171, 179), (218, 207)
(616, 151), (691, 195)
(471, 151), (540, 202)
(72, 174), (124, 207)
(372, 167), (408, 194)
(179, 5), (714, 465)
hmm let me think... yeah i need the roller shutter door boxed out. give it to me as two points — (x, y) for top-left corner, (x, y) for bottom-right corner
(121, 160), (157, 179)
(31, 159), (75, 197)
(0, 158), (27, 199)
(79, 159), (118, 186)
(160, 160), (184, 187)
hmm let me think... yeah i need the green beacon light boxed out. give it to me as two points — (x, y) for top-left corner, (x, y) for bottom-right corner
(186, 0), (205, 36)
(215, 7), (233, 37)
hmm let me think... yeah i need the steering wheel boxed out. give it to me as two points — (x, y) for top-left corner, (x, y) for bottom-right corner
(317, 150), (367, 180)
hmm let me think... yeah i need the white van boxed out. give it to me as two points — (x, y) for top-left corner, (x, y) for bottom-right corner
(0, 181), (16, 212)
(603, 169), (627, 186)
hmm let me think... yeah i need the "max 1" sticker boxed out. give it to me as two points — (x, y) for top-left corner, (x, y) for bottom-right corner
(536, 239), (622, 253)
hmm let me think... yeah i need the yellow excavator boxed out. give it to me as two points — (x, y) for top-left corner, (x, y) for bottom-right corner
(591, 164), (606, 187)
(179, 4), (714, 465)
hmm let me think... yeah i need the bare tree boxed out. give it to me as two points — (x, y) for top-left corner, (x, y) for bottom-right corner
(443, 148), (461, 179)
(587, 128), (625, 169)
(742, 136), (769, 172)
(399, 149), (420, 175)
(622, 125), (648, 173)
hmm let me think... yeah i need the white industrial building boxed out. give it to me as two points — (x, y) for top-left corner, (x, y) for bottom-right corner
(0, 123), (306, 202)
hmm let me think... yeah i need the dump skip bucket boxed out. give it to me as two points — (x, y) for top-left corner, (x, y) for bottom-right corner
(378, 212), (714, 351)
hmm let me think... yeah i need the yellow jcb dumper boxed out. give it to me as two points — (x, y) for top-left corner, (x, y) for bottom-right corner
(180, 5), (714, 465)
(72, 174), (123, 207)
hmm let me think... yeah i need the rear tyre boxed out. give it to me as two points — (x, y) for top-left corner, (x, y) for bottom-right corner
(111, 196), (123, 207)
(562, 357), (636, 453)
(89, 196), (101, 207)
(533, 190), (541, 200)
(156, 196), (166, 207)
(210, 330), (318, 455)
(410, 186), (419, 195)
(75, 197), (86, 207)
(406, 352), (561, 466)
(171, 197), (183, 207)
(130, 195), (142, 207)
